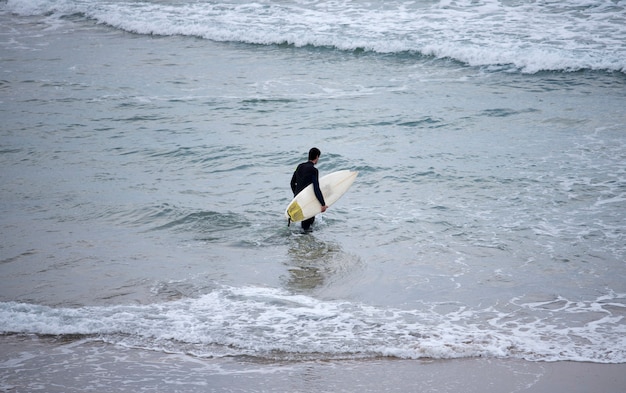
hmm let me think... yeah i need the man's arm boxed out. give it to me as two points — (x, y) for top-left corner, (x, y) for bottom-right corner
(311, 169), (327, 211)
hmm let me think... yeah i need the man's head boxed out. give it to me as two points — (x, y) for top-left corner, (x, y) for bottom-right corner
(308, 147), (321, 163)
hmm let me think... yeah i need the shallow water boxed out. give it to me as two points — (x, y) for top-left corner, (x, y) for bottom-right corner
(1, 2), (626, 389)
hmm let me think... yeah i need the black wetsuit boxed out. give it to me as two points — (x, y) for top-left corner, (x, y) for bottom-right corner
(290, 161), (326, 230)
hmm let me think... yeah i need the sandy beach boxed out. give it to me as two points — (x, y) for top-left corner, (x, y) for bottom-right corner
(274, 359), (626, 393)
(188, 357), (626, 393)
(2, 335), (625, 392)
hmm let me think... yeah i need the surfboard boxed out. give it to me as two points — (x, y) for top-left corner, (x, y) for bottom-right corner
(285, 170), (358, 224)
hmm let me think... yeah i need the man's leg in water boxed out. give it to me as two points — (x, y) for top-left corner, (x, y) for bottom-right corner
(301, 216), (315, 231)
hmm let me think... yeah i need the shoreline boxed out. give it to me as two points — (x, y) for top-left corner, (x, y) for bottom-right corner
(1, 336), (624, 392)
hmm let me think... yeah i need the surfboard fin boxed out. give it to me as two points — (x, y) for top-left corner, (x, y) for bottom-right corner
(287, 218), (291, 227)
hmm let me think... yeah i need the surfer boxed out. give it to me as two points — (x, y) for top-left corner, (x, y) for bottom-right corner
(290, 147), (329, 231)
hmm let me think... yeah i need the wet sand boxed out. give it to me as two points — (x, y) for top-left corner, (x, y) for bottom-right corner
(1, 336), (624, 392)
(228, 358), (626, 393)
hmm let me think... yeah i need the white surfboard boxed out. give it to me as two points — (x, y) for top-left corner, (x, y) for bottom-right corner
(285, 170), (358, 223)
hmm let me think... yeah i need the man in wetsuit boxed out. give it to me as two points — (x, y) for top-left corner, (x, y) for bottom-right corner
(290, 147), (329, 231)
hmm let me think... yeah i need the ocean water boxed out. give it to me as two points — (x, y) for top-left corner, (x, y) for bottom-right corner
(1, 0), (626, 390)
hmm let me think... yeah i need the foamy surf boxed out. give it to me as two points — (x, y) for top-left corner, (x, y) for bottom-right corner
(5, 0), (626, 73)
(2, 286), (624, 363)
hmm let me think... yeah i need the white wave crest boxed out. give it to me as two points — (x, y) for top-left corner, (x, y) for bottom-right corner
(1, 286), (625, 363)
(5, 0), (626, 73)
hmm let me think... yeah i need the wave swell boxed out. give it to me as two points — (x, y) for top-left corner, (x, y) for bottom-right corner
(5, 0), (626, 74)
(1, 286), (625, 363)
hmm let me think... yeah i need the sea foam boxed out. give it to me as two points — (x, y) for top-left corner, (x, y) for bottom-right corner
(5, 0), (626, 73)
(1, 286), (625, 363)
